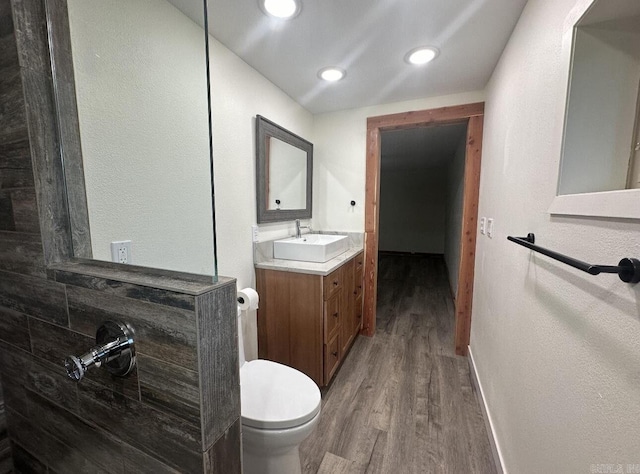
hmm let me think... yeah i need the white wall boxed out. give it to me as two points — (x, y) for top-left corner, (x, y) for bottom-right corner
(267, 139), (307, 210)
(443, 136), (466, 296)
(378, 165), (448, 253)
(312, 91), (485, 233)
(208, 36), (313, 360)
(69, 0), (215, 275)
(471, 0), (640, 472)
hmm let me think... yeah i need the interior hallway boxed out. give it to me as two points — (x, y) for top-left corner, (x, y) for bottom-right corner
(299, 253), (495, 473)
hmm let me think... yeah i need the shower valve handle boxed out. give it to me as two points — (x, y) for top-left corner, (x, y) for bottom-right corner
(64, 321), (136, 382)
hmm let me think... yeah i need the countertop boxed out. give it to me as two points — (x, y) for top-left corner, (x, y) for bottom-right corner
(254, 245), (363, 276)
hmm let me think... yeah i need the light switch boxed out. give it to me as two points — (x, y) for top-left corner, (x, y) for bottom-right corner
(480, 217), (486, 235)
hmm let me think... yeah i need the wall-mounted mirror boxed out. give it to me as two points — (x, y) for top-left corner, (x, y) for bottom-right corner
(256, 116), (313, 223)
(58, 0), (216, 276)
(558, 0), (640, 195)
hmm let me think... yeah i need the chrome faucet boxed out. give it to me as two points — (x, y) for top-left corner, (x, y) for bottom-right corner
(295, 219), (310, 238)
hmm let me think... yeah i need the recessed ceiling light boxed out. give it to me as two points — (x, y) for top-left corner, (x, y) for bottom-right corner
(262, 0), (300, 19)
(318, 67), (345, 82)
(405, 46), (439, 65)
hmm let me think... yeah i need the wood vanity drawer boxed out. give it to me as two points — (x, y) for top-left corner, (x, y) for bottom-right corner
(324, 291), (341, 341)
(323, 266), (343, 301)
(324, 332), (341, 384)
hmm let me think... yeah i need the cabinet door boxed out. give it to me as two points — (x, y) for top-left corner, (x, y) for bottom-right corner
(324, 332), (341, 385)
(324, 290), (341, 342)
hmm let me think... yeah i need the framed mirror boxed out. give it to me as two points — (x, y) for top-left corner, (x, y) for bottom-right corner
(558, 0), (640, 195)
(256, 116), (313, 223)
(53, 0), (217, 277)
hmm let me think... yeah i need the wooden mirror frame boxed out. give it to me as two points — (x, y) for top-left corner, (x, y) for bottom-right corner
(255, 115), (313, 223)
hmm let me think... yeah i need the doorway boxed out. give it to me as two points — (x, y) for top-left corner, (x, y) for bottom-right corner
(362, 103), (484, 356)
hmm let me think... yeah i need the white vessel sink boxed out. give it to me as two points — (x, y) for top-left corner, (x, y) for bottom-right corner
(274, 234), (349, 263)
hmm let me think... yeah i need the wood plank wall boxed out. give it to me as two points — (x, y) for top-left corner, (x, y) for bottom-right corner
(0, 0), (241, 472)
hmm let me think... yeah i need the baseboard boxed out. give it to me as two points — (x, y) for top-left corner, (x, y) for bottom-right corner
(468, 346), (506, 474)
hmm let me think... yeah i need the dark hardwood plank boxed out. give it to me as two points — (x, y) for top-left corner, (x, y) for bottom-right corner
(0, 0), (19, 71)
(202, 419), (242, 474)
(137, 354), (200, 427)
(300, 254), (495, 474)
(0, 168), (34, 190)
(11, 442), (47, 474)
(0, 269), (68, 325)
(0, 340), (78, 412)
(55, 269), (197, 311)
(8, 407), (112, 474)
(21, 67), (73, 265)
(11, 0), (50, 75)
(122, 443), (182, 474)
(0, 133), (31, 170)
(52, 259), (231, 296)
(0, 307), (31, 351)
(1, 378), (27, 416)
(0, 64), (26, 140)
(77, 379), (202, 473)
(7, 187), (39, 233)
(26, 390), (126, 473)
(195, 282), (240, 450)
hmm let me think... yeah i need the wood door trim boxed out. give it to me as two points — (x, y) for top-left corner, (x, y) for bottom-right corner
(363, 102), (485, 356)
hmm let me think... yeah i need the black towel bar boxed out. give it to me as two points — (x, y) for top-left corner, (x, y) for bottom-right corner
(507, 233), (640, 284)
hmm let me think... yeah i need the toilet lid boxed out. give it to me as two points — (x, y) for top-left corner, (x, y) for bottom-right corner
(240, 359), (321, 429)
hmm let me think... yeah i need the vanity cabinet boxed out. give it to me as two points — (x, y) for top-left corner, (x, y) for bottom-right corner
(256, 251), (364, 386)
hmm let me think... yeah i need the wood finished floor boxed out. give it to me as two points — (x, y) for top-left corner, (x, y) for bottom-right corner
(299, 253), (495, 474)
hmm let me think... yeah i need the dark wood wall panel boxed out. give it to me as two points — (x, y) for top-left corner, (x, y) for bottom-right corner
(195, 281), (240, 450)
(0, 0), (241, 471)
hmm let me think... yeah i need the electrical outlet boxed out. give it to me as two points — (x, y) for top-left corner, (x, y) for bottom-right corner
(251, 225), (259, 243)
(487, 218), (494, 238)
(110, 240), (132, 264)
(480, 217), (486, 235)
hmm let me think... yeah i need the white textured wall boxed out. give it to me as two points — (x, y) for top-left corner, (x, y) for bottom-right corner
(443, 136), (466, 296)
(378, 165), (448, 254)
(267, 139), (307, 210)
(471, 0), (640, 472)
(69, 0), (215, 275)
(209, 36), (313, 360)
(312, 91), (485, 232)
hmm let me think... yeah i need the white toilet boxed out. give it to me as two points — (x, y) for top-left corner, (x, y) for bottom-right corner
(237, 307), (321, 474)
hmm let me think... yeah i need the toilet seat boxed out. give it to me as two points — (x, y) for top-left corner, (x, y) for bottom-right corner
(240, 359), (321, 430)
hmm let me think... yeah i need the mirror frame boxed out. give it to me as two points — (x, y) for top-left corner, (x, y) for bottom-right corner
(255, 115), (313, 223)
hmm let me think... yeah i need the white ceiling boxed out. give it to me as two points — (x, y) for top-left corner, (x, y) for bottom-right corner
(169, 0), (528, 114)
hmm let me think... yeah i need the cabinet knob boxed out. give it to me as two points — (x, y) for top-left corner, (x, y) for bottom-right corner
(333, 280), (339, 286)
(333, 312), (339, 318)
(332, 351), (338, 357)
